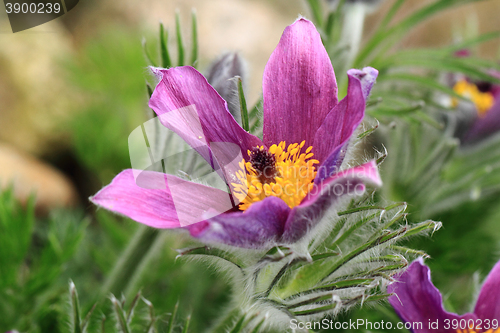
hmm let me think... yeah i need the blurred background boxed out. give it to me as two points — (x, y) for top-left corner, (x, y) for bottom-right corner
(1, 0), (500, 332)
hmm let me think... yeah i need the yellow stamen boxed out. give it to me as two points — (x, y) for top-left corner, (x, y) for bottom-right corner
(231, 141), (318, 211)
(452, 79), (495, 117)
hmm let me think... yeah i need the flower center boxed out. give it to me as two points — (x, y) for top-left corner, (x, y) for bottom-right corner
(453, 79), (495, 117)
(232, 141), (319, 211)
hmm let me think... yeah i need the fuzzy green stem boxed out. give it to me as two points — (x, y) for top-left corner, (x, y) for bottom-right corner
(99, 225), (158, 298)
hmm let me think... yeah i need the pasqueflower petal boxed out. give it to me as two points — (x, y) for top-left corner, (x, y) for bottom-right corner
(90, 169), (235, 228)
(313, 67), (378, 182)
(262, 18), (338, 149)
(187, 196), (291, 248)
(93, 19), (382, 250)
(463, 98), (500, 143)
(282, 160), (381, 243)
(474, 260), (500, 321)
(149, 66), (263, 167)
(388, 259), (475, 333)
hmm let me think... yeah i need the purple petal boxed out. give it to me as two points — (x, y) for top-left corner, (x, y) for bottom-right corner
(188, 196), (291, 248)
(149, 66), (263, 167)
(313, 67), (378, 182)
(388, 259), (476, 333)
(262, 18), (338, 148)
(474, 260), (500, 321)
(463, 97), (500, 144)
(91, 169), (235, 228)
(281, 161), (382, 243)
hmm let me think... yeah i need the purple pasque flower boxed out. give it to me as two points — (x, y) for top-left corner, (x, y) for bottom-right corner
(388, 258), (500, 333)
(459, 76), (500, 143)
(449, 51), (500, 144)
(91, 18), (381, 249)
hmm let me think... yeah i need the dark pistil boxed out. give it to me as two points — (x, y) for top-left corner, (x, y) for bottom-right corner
(249, 147), (278, 184)
(475, 81), (493, 93)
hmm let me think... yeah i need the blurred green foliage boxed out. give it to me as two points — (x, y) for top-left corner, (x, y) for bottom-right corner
(66, 29), (150, 183)
(0, 188), (86, 332)
(1, 22), (228, 332)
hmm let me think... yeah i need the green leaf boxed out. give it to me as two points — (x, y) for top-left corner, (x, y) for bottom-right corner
(249, 318), (265, 333)
(380, 212), (407, 230)
(81, 303), (97, 332)
(377, 0), (405, 31)
(100, 226), (158, 300)
(400, 220), (442, 239)
(190, 9), (198, 67)
(175, 11), (185, 66)
(182, 314), (191, 333)
(249, 99), (263, 136)
(377, 73), (467, 100)
(291, 298), (340, 316)
(111, 295), (131, 333)
(329, 0), (346, 45)
(160, 22), (172, 68)
(0, 187), (35, 288)
(143, 297), (156, 332)
(101, 316), (106, 333)
(127, 291), (142, 323)
(445, 31), (500, 53)
(356, 0), (479, 66)
(375, 51), (500, 82)
(286, 278), (375, 301)
(258, 246), (293, 263)
(237, 77), (250, 131)
(176, 246), (246, 270)
(229, 314), (247, 333)
(306, 0), (324, 28)
(288, 293), (336, 310)
(357, 121), (379, 140)
(324, 228), (407, 282)
(168, 301), (179, 333)
(330, 212), (382, 249)
(146, 82), (154, 99)
(391, 245), (430, 258)
(142, 38), (157, 67)
(70, 281), (82, 333)
(337, 205), (385, 216)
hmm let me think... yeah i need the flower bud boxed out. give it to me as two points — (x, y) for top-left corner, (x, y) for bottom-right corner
(205, 52), (247, 122)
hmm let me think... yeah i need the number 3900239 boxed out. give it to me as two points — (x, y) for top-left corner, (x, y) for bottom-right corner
(5, 2), (61, 14)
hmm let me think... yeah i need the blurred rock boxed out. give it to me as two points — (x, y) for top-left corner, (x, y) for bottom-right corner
(0, 143), (78, 213)
(0, 18), (77, 156)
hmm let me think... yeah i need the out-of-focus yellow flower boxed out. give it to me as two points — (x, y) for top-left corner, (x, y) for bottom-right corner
(452, 79), (495, 117)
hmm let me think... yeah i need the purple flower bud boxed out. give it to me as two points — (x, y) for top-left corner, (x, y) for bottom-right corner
(205, 52), (246, 122)
(389, 259), (500, 332)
